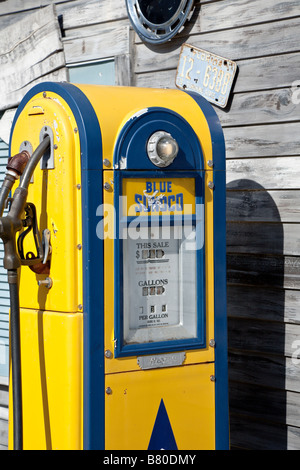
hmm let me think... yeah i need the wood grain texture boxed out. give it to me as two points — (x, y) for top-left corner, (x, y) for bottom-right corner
(196, 0), (300, 33)
(63, 24), (130, 63)
(134, 0), (300, 44)
(217, 88), (299, 127)
(227, 253), (300, 289)
(226, 190), (300, 223)
(115, 54), (133, 87)
(62, 0), (128, 30)
(227, 222), (300, 256)
(134, 18), (300, 74)
(0, 385), (8, 449)
(226, 157), (300, 189)
(224, 123), (300, 159)
(0, 4), (67, 111)
(135, 51), (300, 95)
(234, 52), (300, 93)
(229, 382), (300, 427)
(0, 0), (74, 16)
(229, 414), (300, 450)
(228, 351), (300, 392)
(228, 317), (300, 357)
(227, 285), (300, 324)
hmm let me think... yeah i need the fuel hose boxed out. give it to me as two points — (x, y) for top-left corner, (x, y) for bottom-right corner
(0, 136), (50, 450)
(9, 270), (22, 450)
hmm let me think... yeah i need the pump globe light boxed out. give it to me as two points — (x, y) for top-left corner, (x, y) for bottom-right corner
(147, 131), (179, 167)
(157, 136), (178, 160)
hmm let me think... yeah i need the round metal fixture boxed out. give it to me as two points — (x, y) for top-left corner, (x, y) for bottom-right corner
(147, 131), (179, 167)
(126, 0), (195, 44)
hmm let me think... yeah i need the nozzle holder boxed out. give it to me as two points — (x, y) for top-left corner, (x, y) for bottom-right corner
(39, 126), (54, 170)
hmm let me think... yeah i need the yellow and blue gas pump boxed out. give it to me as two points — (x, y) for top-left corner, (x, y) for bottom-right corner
(2, 82), (228, 450)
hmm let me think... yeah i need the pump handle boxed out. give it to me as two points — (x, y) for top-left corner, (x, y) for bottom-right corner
(17, 203), (43, 266)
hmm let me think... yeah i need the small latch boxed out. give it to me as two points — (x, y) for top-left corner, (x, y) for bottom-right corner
(39, 126), (55, 170)
(42, 228), (52, 264)
(28, 106), (45, 116)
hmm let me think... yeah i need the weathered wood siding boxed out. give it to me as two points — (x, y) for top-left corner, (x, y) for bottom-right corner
(0, 4), (68, 111)
(61, 0), (300, 450)
(0, 0), (299, 450)
(0, 382), (8, 450)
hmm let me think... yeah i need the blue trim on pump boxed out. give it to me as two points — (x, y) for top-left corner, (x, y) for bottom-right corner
(114, 169), (206, 358)
(186, 90), (229, 449)
(184, 91), (226, 171)
(10, 82), (105, 450)
(213, 170), (229, 450)
(113, 107), (204, 171)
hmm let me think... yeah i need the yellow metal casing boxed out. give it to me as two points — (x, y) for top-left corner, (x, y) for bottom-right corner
(10, 92), (83, 313)
(106, 363), (215, 450)
(9, 90), (83, 449)
(9, 309), (82, 450)
(76, 84), (214, 169)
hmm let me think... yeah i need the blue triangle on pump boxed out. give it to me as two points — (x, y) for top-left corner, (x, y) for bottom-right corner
(148, 399), (178, 450)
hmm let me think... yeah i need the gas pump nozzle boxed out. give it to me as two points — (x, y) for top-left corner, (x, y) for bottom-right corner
(0, 136), (50, 450)
(0, 136), (51, 273)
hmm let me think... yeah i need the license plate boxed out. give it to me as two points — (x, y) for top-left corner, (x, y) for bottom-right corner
(175, 44), (237, 108)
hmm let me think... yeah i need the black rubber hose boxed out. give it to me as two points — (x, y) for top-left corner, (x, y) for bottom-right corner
(7, 137), (50, 450)
(9, 270), (22, 451)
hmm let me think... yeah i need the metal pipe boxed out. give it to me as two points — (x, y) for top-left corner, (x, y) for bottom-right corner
(7, 150), (30, 177)
(0, 150), (30, 217)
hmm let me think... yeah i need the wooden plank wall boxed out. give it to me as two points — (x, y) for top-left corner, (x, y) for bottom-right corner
(129, 0), (300, 450)
(0, 0), (299, 450)
(0, 383), (8, 450)
(0, 4), (68, 111)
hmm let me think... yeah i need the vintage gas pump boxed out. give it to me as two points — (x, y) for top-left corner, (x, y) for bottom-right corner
(4, 82), (228, 450)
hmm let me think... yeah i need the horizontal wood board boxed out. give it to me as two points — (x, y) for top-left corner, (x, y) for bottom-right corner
(0, 4), (68, 111)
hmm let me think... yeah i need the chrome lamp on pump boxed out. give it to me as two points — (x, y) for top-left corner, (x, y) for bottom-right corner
(147, 131), (179, 168)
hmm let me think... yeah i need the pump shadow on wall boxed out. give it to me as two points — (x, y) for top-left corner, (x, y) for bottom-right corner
(226, 179), (286, 450)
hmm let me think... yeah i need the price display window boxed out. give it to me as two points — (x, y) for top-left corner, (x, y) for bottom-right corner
(123, 225), (197, 345)
(115, 174), (206, 357)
